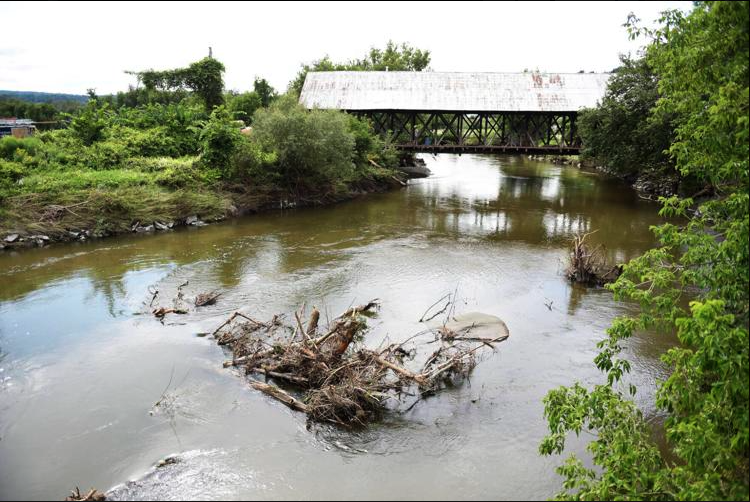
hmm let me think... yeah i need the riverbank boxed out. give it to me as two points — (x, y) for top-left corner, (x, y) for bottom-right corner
(527, 154), (680, 198)
(0, 164), (406, 251)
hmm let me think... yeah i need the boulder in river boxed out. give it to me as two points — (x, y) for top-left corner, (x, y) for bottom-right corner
(425, 312), (510, 341)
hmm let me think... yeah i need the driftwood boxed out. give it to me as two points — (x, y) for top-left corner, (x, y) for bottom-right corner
(250, 381), (309, 413)
(566, 231), (621, 286)
(65, 487), (106, 501)
(152, 307), (188, 318)
(210, 299), (509, 426)
(195, 291), (222, 307)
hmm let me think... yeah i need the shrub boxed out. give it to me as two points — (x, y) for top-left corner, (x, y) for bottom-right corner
(81, 141), (129, 170)
(252, 95), (355, 189)
(0, 159), (27, 201)
(68, 101), (111, 145)
(347, 114), (399, 169)
(227, 91), (263, 124)
(0, 136), (44, 160)
(114, 126), (180, 157)
(199, 106), (243, 178)
(123, 156), (195, 173)
(230, 138), (278, 184)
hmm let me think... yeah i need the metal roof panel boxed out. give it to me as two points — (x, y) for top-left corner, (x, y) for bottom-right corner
(300, 71), (610, 112)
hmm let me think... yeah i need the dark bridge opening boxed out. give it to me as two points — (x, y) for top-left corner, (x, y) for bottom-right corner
(350, 110), (580, 155)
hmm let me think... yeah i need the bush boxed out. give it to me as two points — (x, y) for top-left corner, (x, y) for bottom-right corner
(0, 159), (27, 201)
(0, 136), (44, 160)
(68, 101), (111, 145)
(123, 156), (195, 173)
(81, 140), (129, 170)
(114, 126), (180, 157)
(230, 138), (278, 184)
(199, 106), (243, 178)
(151, 158), (217, 188)
(252, 95), (355, 189)
(347, 114), (399, 169)
(226, 91), (262, 124)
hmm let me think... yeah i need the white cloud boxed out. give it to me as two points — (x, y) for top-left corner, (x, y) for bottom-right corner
(0, 1), (693, 95)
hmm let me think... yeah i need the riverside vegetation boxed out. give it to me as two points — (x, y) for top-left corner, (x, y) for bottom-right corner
(0, 42), (432, 248)
(541, 2), (749, 500)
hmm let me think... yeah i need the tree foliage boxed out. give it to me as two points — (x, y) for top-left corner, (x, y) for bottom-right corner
(198, 106), (243, 177)
(253, 77), (277, 107)
(578, 55), (674, 178)
(251, 95), (356, 190)
(226, 91), (263, 124)
(289, 40), (431, 95)
(541, 2), (749, 500)
(132, 57), (226, 111)
(0, 97), (82, 122)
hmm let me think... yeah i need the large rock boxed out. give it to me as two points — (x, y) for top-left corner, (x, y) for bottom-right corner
(4, 234), (20, 243)
(397, 158), (431, 178)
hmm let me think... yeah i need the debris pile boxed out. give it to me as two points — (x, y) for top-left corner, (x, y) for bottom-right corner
(566, 231), (621, 286)
(212, 300), (509, 426)
(148, 281), (222, 320)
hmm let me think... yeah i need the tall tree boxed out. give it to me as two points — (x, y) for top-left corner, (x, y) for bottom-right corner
(289, 41), (431, 95)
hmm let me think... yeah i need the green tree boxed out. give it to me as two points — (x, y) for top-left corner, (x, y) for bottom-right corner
(133, 56), (226, 111)
(578, 55), (674, 179)
(253, 78), (277, 107)
(540, 2), (749, 500)
(289, 41), (431, 95)
(226, 91), (263, 124)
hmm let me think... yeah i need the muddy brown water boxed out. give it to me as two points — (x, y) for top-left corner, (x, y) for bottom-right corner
(0, 154), (675, 500)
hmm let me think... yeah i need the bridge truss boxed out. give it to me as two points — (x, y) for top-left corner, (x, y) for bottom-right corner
(350, 110), (581, 155)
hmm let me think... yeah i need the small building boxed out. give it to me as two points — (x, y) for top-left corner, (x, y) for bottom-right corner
(0, 118), (37, 138)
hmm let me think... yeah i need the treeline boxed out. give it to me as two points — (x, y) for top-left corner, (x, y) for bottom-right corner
(0, 96), (83, 122)
(0, 90), (88, 104)
(541, 2), (749, 500)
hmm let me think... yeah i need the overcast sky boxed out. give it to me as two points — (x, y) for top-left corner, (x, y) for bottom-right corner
(1, 1), (693, 95)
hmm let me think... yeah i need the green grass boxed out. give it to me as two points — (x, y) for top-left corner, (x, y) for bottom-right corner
(21, 169), (155, 192)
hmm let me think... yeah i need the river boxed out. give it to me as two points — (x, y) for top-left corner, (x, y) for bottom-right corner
(0, 154), (675, 500)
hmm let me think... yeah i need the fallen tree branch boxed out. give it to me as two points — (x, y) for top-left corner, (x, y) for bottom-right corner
(250, 381), (309, 413)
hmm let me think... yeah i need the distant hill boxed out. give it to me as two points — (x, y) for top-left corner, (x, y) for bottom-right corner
(0, 90), (89, 104)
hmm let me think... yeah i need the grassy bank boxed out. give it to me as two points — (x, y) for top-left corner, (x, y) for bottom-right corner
(1, 86), (405, 249)
(0, 159), (403, 249)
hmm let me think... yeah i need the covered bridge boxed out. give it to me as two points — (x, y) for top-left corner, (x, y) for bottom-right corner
(300, 71), (610, 154)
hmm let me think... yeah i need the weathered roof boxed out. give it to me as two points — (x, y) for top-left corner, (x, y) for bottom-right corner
(300, 71), (610, 112)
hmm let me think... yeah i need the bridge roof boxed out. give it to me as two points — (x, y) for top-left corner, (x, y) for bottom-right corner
(300, 71), (610, 113)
